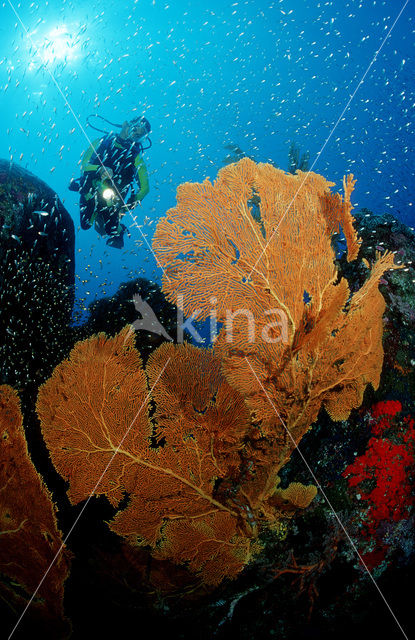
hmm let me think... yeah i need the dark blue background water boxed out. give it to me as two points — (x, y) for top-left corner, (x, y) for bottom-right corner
(0, 0), (413, 320)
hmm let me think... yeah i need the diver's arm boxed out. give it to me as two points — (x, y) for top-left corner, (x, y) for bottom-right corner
(132, 156), (150, 202)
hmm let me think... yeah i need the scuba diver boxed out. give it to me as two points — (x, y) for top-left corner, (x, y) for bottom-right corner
(69, 115), (151, 248)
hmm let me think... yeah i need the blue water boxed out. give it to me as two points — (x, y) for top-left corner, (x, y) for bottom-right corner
(0, 0), (413, 320)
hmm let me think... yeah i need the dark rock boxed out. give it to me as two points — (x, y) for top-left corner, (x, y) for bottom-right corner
(0, 159), (75, 390)
(75, 277), (178, 364)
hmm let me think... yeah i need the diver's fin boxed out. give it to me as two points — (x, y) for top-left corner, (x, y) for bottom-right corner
(106, 234), (124, 249)
(121, 223), (131, 238)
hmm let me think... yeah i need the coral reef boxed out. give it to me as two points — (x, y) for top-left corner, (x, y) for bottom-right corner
(1, 159), (414, 639)
(260, 203), (415, 639)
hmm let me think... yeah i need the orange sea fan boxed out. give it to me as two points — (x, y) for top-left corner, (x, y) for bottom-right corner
(272, 481), (318, 511)
(0, 385), (70, 632)
(152, 159), (401, 469)
(37, 330), (257, 586)
(36, 328), (150, 508)
(146, 341), (251, 475)
(153, 158), (359, 343)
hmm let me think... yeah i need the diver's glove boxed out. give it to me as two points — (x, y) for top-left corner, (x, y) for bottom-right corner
(68, 178), (81, 192)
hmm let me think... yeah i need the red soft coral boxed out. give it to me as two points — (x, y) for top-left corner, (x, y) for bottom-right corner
(343, 401), (415, 570)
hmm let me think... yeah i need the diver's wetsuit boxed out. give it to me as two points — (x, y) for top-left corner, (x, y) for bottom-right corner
(78, 133), (149, 247)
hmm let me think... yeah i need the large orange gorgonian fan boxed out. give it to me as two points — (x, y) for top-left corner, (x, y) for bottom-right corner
(37, 329), (265, 586)
(0, 385), (70, 632)
(152, 158), (402, 472)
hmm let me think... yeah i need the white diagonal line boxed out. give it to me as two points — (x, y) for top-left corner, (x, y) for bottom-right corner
(6, 0), (170, 280)
(7, 356), (171, 639)
(244, 356), (409, 640)
(248, 0), (409, 280)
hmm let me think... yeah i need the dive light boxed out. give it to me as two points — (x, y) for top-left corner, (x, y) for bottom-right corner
(102, 187), (116, 201)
